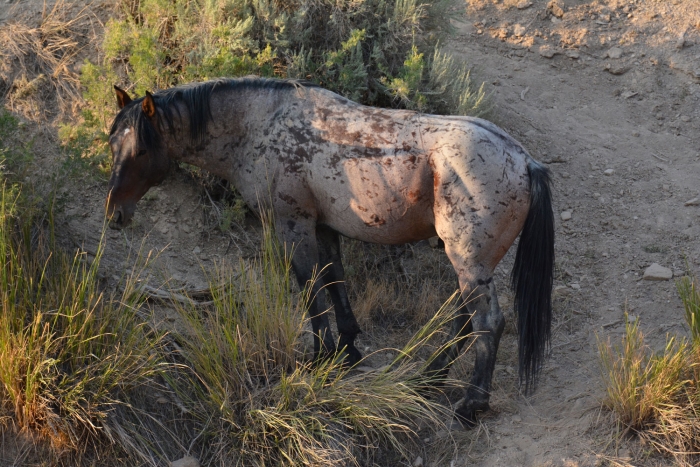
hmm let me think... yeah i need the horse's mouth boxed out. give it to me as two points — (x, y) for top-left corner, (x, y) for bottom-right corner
(108, 209), (132, 230)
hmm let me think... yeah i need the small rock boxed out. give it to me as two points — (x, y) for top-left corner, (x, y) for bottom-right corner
(565, 50), (580, 59)
(560, 211), (572, 221)
(604, 168), (614, 175)
(685, 198), (700, 206)
(516, 0), (532, 9)
(193, 246), (202, 254)
(547, 0), (564, 18)
(539, 46), (557, 58)
(621, 91), (638, 99)
(643, 263), (673, 281)
(605, 63), (629, 75)
(413, 456), (424, 467)
(171, 456), (200, 467)
(681, 115), (691, 122)
(512, 24), (526, 37)
(676, 31), (686, 49)
(570, 283), (581, 290)
(156, 397), (169, 404)
(607, 47), (623, 59)
(511, 415), (522, 423)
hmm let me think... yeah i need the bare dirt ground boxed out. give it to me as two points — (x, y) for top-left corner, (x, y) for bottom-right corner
(3, 0), (700, 465)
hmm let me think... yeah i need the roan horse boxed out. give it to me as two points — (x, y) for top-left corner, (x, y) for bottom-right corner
(106, 77), (554, 425)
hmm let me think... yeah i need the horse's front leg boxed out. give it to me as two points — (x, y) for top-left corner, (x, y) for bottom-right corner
(316, 225), (362, 365)
(281, 221), (336, 360)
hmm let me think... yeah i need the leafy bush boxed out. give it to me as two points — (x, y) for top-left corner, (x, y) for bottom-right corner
(72, 0), (488, 163)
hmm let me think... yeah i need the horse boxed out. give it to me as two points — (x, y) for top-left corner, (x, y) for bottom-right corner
(105, 77), (554, 426)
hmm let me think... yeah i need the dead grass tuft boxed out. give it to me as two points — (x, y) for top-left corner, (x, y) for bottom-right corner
(599, 274), (700, 466)
(0, 0), (94, 120)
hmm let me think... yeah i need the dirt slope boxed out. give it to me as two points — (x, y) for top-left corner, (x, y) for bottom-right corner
(441, 0), (700, 465)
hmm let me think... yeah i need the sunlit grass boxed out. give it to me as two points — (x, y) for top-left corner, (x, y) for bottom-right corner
(0, 181), (166, 461)
(599, 275), (700, 465)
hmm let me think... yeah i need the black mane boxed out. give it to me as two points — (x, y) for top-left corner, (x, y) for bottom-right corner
(109, 77), (317, 150)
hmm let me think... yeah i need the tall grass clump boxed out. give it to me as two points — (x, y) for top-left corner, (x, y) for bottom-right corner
(167, 212), (459, 466)
(599, 274), (700, 465)
(0, 114), (166, 462)
(72, 0), (488, 157)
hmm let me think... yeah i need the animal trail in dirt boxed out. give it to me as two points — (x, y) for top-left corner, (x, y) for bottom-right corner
(105, 77), (554, 426)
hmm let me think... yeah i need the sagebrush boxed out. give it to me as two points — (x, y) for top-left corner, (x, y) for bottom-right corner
(70, 0), (488, 164)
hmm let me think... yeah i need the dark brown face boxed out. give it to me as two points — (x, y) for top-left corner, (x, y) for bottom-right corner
(106, 88), (171, 229)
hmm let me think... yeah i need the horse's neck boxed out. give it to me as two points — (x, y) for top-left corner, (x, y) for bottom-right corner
(165, 88), (281, 179)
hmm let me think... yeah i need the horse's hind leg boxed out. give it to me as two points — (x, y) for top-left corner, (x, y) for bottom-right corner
(428, 267), (504, 426)
(455, 279), (504, 425)
(316, 225), (362, 365)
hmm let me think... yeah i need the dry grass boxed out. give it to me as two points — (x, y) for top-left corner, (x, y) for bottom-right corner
(0, 181), (172, 464)
(341, 239), (456, 339)
(599, 275), (700, 466)
(160, 213), (463, 466)
(0, 0), (94, 120)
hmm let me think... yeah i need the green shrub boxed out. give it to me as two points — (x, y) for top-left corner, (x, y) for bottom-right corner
(0, 110), (34, 179)
(70, 0), (489, 169)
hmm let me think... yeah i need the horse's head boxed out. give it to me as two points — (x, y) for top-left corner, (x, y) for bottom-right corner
(106, 86), (171, 229)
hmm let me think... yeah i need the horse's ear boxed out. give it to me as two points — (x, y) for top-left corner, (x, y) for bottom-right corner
(142, 91), (157, 118)
(114, 85), (132, 109)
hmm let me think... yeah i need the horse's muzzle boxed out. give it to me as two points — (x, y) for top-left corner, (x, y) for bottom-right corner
(107, 208), (131, 230)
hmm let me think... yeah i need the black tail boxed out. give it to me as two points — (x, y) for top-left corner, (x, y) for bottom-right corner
(511, 161), (554, 393)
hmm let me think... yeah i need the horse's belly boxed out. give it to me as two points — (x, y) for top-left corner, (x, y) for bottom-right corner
(317, 196), (437, 244)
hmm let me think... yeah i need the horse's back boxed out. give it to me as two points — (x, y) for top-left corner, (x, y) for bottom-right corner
(263, 87), (532, 254)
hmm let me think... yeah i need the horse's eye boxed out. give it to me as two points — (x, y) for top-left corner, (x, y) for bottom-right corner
(136, 149), (147, 157)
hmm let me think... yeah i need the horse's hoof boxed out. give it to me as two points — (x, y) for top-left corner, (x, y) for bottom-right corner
(337, 344), (362, 367)
(453, 410), (478, 429)
(454, 398), (489, 429)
